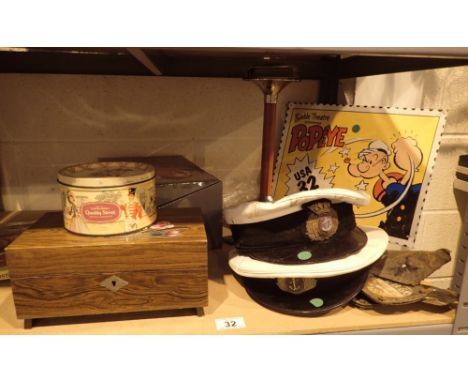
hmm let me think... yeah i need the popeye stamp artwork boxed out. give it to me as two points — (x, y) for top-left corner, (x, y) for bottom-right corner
(273, 104), (445, 246)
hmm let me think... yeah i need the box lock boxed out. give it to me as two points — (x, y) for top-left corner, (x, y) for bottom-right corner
(100, 275), (128, 292)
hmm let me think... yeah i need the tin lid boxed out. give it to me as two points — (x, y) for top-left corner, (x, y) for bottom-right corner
(57, 161), (155, 188)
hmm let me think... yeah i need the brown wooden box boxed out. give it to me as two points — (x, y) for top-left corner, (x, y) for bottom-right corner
(5, 208), (208, 326)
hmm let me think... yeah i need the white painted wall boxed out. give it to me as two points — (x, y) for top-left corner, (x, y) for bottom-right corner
(0, 74), (319, 211)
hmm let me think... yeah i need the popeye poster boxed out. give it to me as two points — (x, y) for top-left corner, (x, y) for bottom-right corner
(273, 104), (445, 247)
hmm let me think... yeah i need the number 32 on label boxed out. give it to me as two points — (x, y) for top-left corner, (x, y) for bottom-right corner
(215, 317), (246, 331)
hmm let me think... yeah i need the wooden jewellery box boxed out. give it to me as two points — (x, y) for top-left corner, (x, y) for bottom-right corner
(5, 208), (208, 329)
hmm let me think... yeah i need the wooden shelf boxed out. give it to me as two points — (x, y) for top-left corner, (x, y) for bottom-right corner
(0, 47), (462, 333)
(0, 246), (455, 334)
(0, 211), (456, 334)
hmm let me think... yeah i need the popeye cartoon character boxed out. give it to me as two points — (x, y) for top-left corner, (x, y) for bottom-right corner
(120, 187), (144, 231)
(347, 137), (423, 240)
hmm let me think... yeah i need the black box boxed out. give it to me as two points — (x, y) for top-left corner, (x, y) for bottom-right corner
(102, 156), (222, 249)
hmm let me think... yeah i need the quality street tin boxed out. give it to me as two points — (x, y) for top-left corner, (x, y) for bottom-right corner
(57, 161), (157, 236)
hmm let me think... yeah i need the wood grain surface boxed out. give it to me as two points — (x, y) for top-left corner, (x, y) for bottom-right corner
(12, 268), (208, 319)
(7, 208), (206, 250)
(6, 208), (208, 320)
(6, 209), (207, 278)
(7, 243), (207, 278)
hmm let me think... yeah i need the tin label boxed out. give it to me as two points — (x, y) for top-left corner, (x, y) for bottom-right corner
(61, 178), (156, 235)
(82, 202), (121, 223)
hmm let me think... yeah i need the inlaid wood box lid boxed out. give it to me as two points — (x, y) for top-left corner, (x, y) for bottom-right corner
(6, 208), (207, 279)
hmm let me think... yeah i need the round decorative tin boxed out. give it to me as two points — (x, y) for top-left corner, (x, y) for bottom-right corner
(57, 161), (157, 236)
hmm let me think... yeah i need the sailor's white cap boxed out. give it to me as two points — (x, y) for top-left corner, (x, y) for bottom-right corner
(224, 188), (370, 225)
(229, 225), (388, 278)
